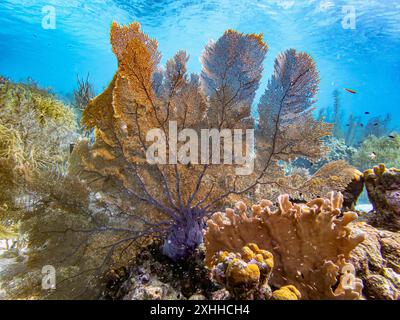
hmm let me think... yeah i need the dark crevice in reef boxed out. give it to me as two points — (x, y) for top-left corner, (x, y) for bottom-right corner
(101, 241), (218, 300)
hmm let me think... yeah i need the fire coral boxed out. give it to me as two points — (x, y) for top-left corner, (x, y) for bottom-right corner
(205, 192), (365, 299)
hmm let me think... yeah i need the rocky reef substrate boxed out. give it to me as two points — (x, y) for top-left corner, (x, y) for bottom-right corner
(102, 221), (400, 300)
(101, 242), (216, 300)
(102, 165), (400, 300)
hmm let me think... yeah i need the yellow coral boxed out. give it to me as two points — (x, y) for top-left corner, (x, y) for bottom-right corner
(0, 224), (18, 240)
(227, 262), (260, 286)
(247, 243), (274, 269)
(373, 163), (388, 176)
(353, 169), (363, 182)
(211, 243), (276, 299)
(242, 245), (255, 261)
(272, 285), (302, 300)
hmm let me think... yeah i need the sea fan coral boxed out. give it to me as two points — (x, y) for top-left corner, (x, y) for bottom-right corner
(256, 48), (331, 163)
(205, 192), (365, 299)
(72, 21), (335, 261)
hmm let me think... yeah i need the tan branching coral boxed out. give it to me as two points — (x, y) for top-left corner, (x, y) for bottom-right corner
(205, 192), (365, 299)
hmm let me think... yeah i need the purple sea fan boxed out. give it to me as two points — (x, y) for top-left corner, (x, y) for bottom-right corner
(258, 48), (320, 138)
(73, 22), (334, 265)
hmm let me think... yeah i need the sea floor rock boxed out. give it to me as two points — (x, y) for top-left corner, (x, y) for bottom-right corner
(343, 169), (364, 210)
(100, 222), (400, 300)
(101, 242), (216, 300)
(364, 165), (400, 231)
(350, 222), (400, 300)
(123, 277), (181, 300)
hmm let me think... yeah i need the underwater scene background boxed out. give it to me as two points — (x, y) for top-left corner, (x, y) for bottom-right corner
(1, 0), (400, 122)
(1, 0), (400, 300)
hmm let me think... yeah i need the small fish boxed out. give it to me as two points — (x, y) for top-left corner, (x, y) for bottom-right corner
(364, 112), (370, 115)
(374, 123), (379, 126)
(346, 124), (350, 126)
(360, 123), (364, 127)
(369, 152), (377, 161)
(389, 135), (396, 139)
(345, 88), (357, 94)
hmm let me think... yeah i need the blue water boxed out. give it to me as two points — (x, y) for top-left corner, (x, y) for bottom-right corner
(1, 0), (400, 123)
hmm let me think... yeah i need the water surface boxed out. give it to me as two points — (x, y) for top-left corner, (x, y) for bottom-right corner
(1, 0), (400, 122)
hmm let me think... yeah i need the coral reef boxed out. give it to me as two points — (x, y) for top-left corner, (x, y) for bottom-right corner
(318, 88), (393, 147)
(344, 114), (361, 147)
(352, 134), (400, 171)
(2, 20), (400, 302)
(262, 160), (358, 203)
(72, 74), (95, 135)
(297, 137), (356, 174)
(331, 90), (344, 139)
(209, 243), (302, 300)
(72, 21), (336, 261)
(0, 79), (76, 177)
(364, 164), (400, 231)
(210, 243), (275, 300)
(0, 174), (112, 300)
(317, 90), (344, 140)
(342, 169), (364, 210)
(102, 242), (214, 300)
(271, 285), (302, 300)
(205, 192), (365, 299)
(120, 273), (182, 300)
(73, 74), (95, 112)
(350, 222), (400, 300)
(363, 114), (393, 139)
(0, 79), (77, 281)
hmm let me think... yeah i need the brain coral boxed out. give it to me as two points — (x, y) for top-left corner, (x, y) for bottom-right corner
(205, 192), (365, 299)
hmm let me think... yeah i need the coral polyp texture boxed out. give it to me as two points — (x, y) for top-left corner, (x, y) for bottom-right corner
(205, 192), (365, 299)
(210, 243), (275, 300)
(210, 243), (303, 300)
(364, 164), (400, 231)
